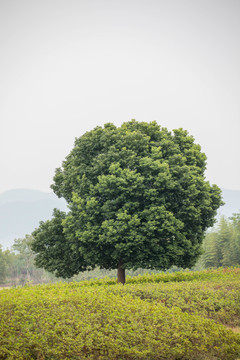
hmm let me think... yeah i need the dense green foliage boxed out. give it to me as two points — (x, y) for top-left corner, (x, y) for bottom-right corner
(32, 120), (222, 281)
(202, 214), (240, 268)
(0, 268), (239, 359)
(1, 212), (240, 285)
(0, 235), (157, 286)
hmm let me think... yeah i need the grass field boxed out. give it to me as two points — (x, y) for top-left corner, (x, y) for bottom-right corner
(0, 268), (240, 359)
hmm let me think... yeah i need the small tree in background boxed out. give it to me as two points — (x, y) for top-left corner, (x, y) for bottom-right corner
(230, 213), (240, 264)
(0, 245), (7, 283)
(12, 235), (35, 281)
(32, 120), (223, 284)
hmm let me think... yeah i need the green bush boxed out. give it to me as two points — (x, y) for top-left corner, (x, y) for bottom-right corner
(0, 271), (240, 360)
(110, 278), (240, 327)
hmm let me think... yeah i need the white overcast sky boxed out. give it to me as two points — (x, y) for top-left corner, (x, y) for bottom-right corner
(0, 0), (239, 193)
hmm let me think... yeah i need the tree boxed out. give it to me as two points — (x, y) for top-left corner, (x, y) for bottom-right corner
(32, 209), (86, 278)
(0, 245), (7, 283)
(230, 213), (240, 265)
(32, 120), (223, 284)
(12, 235), (35, 281)
(217, 216), (234, 267)
(202, 232), (219, 268)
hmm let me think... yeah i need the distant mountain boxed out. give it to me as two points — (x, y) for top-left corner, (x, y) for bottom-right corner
(0, 189), (67, 249)
(0, 188), (239, 250)
(0, 189), (58, 206)
(217, 189), (240, 219)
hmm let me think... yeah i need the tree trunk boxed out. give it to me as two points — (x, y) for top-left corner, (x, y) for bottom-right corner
(117, 261), (125, 285)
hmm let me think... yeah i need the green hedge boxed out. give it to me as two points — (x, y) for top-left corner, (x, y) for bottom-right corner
(0, 272), (240, 360)
(66, 267), (240, 287)
(110, 279), (240, 326)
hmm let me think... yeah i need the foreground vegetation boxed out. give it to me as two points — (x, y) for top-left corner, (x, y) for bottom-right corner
(0, 268), (240, 359)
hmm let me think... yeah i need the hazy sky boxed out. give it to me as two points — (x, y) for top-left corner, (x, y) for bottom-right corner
(1, 0), (240, 194)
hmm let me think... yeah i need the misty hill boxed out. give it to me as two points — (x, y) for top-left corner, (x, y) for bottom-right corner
(0, 189), (59, 206)
(0, 189), (67, 249)
(0, 188), (239, 250)
(217, 188), (240, 219)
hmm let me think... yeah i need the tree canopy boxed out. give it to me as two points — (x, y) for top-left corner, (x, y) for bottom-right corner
(32, 120), (223, 283)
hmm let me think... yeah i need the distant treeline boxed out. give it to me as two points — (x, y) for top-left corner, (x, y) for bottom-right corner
(0, 213), (240, 286)
(0, 235), (152, 286)
(200, 213), (240, 268)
